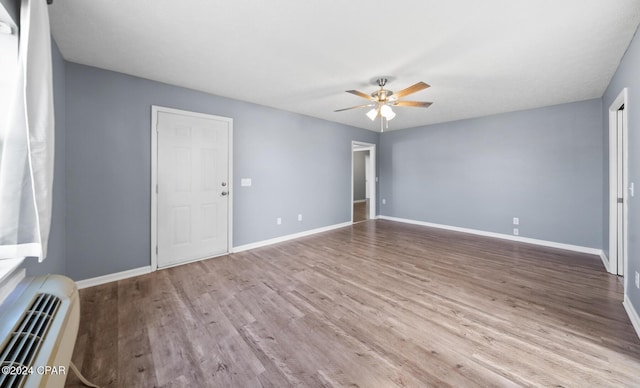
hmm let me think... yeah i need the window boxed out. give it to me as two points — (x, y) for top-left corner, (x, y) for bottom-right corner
(0, 0), (55, 279)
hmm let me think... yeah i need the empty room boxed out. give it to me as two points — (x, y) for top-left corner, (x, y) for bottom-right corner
(2, 0), (640, 387)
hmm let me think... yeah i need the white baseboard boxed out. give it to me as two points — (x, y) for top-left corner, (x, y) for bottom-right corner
(378, 215), (602, 256)
(75, 222), (353, 288)
(232, 222), (352, 253)
(600, 251), (611, 273)
(623, 295), (640, 340)
(75, 266), (152, 289)
(353, 199), (367, 203)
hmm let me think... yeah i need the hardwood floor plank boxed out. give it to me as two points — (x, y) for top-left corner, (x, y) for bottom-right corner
(66, 220), (640, 387)
(68, 283), (119, 387)
(117, 277), (158, 388)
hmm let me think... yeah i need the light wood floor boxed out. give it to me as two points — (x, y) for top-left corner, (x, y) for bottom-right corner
(65, 220), (640, 387)
(353, 201), (368, 223)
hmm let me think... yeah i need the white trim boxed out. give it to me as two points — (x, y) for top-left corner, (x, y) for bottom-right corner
(0, 268), (26, 306)
(379, 216), (602, 256)
(228, 122), (234, 259)
(151, 106), (233, 271)
(0, 257), (25, 284)
(75, 266), (153, 289)
(353, 199), (367, 204)
(156, 251), (229, 270)
(76, 222), (352, 288)
(623, 295), (640, 340)
(151, 107), (158, 270)
(608, 88), (629, 276)
(350, 146), (355, 222)
(600, 251), (610, 273)
(351, 141), (376, 222)
(232, 222), (352, 253)
(0, 243), (41, 258)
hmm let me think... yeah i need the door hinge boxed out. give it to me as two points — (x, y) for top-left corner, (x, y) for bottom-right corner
(156, 184), (158, 194)
(156, 245), (158, 254)
(618, 198), (623, 203)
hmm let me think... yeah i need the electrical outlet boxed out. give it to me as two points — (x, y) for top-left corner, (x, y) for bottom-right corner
(298, 214), (302, 221)
(635, 271), (639, 289)
(513, 228), (519, 236)
(277, 217), (282, 225)
(513, 217), (519, 225)
(382, 199), (386, 205)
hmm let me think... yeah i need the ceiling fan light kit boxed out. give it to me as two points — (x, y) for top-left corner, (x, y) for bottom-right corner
(380, 104), (396, 120)
(335, 77), (432, 132)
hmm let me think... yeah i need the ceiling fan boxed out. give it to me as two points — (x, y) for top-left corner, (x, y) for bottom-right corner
(335, 77), (432, 131)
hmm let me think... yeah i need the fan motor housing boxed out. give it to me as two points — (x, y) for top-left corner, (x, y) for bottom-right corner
(372, 89), (393, 101)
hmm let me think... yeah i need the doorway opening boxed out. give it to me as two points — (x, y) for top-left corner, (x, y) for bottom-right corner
(607, 88), (628, 279)
(351, 141), (376, 223)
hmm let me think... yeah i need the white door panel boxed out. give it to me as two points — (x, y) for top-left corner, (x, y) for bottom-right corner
(157, 111), (230, 268)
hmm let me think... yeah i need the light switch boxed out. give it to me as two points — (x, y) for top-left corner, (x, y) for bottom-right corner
(241, 178), (252, 187)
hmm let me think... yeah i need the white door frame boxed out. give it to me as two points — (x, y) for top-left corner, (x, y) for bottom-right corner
(151, 106), (233, 270)
(364, 153), (371, 199)
(351, 141), (376, 222)
(607, 88), (628, 278)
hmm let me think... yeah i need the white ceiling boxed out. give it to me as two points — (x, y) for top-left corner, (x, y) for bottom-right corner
(49, 0), (640, 131)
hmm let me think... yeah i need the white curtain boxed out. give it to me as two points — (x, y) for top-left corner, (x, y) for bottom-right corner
(0, 0), (54, 261)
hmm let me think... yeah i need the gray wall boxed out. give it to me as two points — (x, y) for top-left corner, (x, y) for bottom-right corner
(64, 63), (378, 280)
(25, 38), (66, 276)
(603, 25), (640, 309)
(353, 151), (366, 201)
(379, 99), (604, 249)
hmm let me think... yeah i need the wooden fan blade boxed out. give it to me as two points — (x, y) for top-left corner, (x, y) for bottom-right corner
(392, 101), (433, 108)
(394, 82), (430, 99)
(346, 90), (374, 100)
(334, 104), (373, 112)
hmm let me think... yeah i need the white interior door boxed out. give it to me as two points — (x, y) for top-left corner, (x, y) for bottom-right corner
(156, 111), (230, 268)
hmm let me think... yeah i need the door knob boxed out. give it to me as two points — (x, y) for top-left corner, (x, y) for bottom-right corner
(221, 182), (227, 187)
(221, 191), (228, 196)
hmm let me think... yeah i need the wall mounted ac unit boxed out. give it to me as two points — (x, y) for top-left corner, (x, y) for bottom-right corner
(0, 275), (97, 388)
